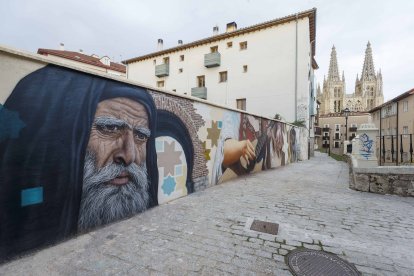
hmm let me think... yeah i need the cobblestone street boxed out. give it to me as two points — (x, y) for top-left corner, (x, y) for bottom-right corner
(1, 152), (414, 275)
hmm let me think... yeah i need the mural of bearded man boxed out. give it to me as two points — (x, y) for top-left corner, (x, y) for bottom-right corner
(0, 65), (158, 260)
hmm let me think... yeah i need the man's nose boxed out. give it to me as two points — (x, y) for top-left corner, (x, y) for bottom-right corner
(113, 131), (136, 166)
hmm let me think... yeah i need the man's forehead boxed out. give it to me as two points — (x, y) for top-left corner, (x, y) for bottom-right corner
(95, 97), (148, 124)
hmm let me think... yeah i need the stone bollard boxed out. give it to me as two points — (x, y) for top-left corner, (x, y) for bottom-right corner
(353, 123), (379, 168)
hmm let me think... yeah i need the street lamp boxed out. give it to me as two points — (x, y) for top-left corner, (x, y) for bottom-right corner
(342, 108), (350, 141)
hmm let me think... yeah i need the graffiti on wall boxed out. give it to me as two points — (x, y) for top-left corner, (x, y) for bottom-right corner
(0, 64), (305, 261)
(358, 133), (374, 160)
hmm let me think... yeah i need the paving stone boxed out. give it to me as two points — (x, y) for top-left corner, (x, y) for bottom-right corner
(1, 152), (413, 275)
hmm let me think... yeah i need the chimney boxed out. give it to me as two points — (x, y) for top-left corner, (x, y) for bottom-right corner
(178, 40), (183, 45)
(59, 43), (65, 51)
(157, 39), (163, 51)
(213, 26), (219, 35)
(226, 22), (237, 33)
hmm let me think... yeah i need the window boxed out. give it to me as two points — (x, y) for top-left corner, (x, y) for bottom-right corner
(197, 75), (205, 87)
(219, 71), (227, 83)
(240, 41), (247, 50)
(153, 59), (156, 65)
(236, 98), (246, 111)
(163, 57), (169, 64)
(335, 124), (340, 131)
(335, 133), (340, 140)
(210, 46), (218, 53)
(334, 141), (340, 148)
(179, 55), (184, 61)
(178, 68), (183, 73)
(403, 101), (408, 112)
(227, 42), (233, 48)
(403, 126), (408, 135)
(243, 65), (248, 73)
(323, 132), (329, 137)
(157, 81), (164, 88)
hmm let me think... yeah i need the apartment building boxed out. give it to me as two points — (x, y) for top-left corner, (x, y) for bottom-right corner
(370, 88), (414, 165)
(124, 9), (318, 130)
(317, 112), (371, 155)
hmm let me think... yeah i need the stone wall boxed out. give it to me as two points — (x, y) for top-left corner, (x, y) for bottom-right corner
(349, 156), (414, 197)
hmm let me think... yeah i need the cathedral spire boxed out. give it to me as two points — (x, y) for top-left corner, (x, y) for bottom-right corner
(328, 45), (340, 81)
(342, 71), (345, 81)
(361, 41), (376, 81)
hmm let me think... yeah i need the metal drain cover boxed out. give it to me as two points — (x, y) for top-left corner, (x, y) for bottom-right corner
(287, 249), (360, 276)
(250, 220), (279, 235)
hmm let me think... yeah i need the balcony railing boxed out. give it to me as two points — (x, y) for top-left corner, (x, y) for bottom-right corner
(204, 52), (221, 68)
(191, 87), (207, 100)
(378, 134), (413, 166)
(349, 127), (357, 132)
(322, 127), (330, 132)
(314, 127), (321, 136)
(155, 63), (169, 77)
(322, 136), (330, 140)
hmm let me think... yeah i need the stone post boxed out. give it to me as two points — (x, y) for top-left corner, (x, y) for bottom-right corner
(353, 123), (379, 168)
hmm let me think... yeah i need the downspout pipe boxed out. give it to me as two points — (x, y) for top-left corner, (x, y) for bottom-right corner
(295, 13), (298, 122)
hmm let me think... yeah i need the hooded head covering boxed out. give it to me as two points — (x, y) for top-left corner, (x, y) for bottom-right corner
(0, 65), (158, 261)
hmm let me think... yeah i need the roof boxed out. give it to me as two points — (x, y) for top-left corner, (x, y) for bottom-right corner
(320, 112), (370, 118)
(37, 49), (126, 73)
(369, 88), (414, 113)
(123, 8), (317, 64)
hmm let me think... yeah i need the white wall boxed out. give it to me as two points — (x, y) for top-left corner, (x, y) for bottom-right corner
(127, 18), (312, 123)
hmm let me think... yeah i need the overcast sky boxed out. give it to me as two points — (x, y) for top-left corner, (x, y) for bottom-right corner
(2, 0), (413, 101)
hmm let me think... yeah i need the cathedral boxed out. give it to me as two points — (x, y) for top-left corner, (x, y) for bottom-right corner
(317, 42), (384, 115)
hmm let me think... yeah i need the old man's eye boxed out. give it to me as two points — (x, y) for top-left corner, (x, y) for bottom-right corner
(134, 131), (148, 142)
(96, 124), (120, 134)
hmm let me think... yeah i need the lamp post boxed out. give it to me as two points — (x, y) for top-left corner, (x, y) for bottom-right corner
(342, 108), (350, 142)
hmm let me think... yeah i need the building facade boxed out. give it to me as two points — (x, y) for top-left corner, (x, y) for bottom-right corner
(317, 112), (371, 155)
(370, 88), (414, 165)
(318, 42), (383, 115)
(124, 9), (318, 131)
(37, 45), (126, 78)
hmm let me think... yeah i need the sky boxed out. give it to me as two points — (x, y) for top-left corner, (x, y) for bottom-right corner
(1, 0), (413, 101)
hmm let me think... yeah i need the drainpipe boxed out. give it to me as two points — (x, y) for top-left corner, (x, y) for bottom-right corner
(396, 101), (399, 165)
(295, 13), (298, 122)
(379, 110), (382, 165)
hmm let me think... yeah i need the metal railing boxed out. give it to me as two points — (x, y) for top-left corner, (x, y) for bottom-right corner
(377, 134), (413, 166)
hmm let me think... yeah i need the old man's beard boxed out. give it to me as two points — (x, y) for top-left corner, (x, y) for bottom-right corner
(78, 151), (149, 231)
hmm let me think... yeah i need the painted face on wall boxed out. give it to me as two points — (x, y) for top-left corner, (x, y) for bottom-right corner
(78, 97), (151, 231)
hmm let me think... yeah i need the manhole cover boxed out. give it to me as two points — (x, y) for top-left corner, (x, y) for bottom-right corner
(250, 220), (279, 235)
(287, 249), (360, 276)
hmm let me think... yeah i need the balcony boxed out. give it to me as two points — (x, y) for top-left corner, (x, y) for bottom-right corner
(204, 52), (221, 68)
(322, 136), (330, 141)
(322, 127), (330, 132)
(155, 63), (169, 77)
(322, 144), (330, 148)
(349, 127), (357, 132)
(314, 127), (321, 136)
(191, 87), (207, 100)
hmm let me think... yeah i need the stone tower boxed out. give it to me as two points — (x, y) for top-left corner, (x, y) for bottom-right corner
(319, 45), (346, 115)
(319, 42), (384, 115)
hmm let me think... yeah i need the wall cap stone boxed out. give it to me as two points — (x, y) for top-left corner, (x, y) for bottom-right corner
(353, 166), (414, 175)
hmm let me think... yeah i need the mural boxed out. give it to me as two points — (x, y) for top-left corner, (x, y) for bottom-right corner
(0, 61), (307, 261)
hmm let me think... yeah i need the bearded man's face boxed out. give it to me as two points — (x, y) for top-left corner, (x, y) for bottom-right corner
(78, 97), (151, 231)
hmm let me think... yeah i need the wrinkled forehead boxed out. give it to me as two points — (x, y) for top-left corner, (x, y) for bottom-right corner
(94, 97), (148, 127)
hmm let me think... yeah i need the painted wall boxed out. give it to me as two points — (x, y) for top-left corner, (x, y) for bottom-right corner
(0, 47), (307, 262)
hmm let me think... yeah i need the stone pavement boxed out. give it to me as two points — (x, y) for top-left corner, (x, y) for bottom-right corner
(1, 152), (414, 275)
